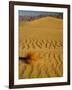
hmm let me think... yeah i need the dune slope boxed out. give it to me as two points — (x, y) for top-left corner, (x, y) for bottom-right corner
(19, 16), (63, 40)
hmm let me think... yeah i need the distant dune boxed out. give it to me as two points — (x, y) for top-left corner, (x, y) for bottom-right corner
(19, 16), (63, 41)
(19, 16), (63, 79)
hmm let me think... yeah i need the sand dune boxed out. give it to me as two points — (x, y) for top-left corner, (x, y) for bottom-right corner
(29, 16), (62, 28)
(19, 16), (63, 40)
(19, 16), (63, 79)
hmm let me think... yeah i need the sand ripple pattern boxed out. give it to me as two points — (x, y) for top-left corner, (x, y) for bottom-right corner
(19, 39), (63, 79)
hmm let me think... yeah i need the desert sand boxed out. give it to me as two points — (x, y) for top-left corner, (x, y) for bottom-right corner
(19, 16), (63, 79)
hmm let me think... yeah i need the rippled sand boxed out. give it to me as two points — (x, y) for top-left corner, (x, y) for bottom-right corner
(19, 16), (63, 79)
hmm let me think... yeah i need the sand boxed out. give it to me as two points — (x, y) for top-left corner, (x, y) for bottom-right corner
(19, 16), (63, 79)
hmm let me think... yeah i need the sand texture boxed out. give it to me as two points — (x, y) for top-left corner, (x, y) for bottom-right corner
(19, 16), (63, 79)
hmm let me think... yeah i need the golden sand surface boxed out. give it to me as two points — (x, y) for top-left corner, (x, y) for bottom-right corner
(19, 16), (63, 79)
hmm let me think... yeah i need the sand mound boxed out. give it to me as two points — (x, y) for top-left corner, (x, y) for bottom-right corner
(19, 16), (63, 41)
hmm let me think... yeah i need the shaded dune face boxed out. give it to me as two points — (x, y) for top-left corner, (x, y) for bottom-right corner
(19, 16), (63, 79)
